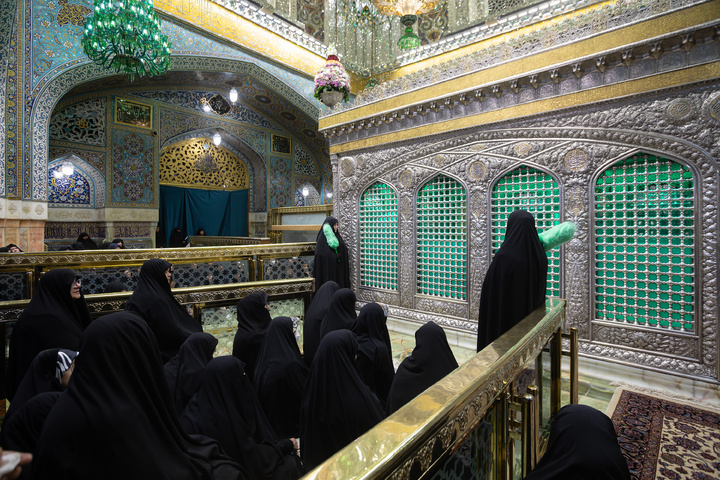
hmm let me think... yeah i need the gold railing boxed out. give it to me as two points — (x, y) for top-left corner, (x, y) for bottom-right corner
(302, 299), (574, 480)
(268, 205), (333, 243)
(0, 243), (316, 299)
(0, 278), (316, 399)
(187, 236), (271, 247)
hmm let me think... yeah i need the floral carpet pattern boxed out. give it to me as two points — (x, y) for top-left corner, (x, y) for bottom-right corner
(609, 387), (720, 480)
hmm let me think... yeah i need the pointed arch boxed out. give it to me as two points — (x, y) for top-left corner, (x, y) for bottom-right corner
(48, 154), (106, 208)
(359, 182), (398, 290)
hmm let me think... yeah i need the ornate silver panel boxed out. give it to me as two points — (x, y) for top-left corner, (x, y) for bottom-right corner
(340, 83), (720, 382)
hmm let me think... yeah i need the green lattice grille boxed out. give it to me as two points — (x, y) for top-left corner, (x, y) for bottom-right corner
(416, 176), (467, 300)
(594, 155), (695, 331)
(490, 166), (561, 298)
(359, 182), (398, 290)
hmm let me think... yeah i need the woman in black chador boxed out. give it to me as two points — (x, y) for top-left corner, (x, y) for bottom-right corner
(477, 210), (548, 352)
(302, 280), (339, 367)
(181, 356), (302, 480)
(319, 288), (357, 339)
(76, 232), (97, 250)
(232, 291), (272, 382)
(164, 332), (218, 416)
(300, 330), (385, 471)
(32, 311), (248, 480)
(313, 217), (350, 289)
(2, 348), (76, 432)
(386, 321), (458, 415)
(169, 227), (187, 248)
(352, 303), (394, 407)
(125, 258), (202, 362)
(254, 317), (309, 439)
(7, 268), (91, 401)
(524, 404), (630, 480)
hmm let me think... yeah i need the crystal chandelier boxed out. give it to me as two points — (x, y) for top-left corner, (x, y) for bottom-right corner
(82, 0), (172, 81)
(372, 0), (441, 49)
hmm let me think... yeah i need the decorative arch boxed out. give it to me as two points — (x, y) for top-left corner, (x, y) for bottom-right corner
(489, 164), (561, 298)
(48, 154), (106, 208)
(415, 174), (467, 301)
(294, 183), (320, 206)
(359, 181), (398, 290)
(592, 152), (696, 332)
(30, 56), (321, 203)
(162, 128), (264, 210)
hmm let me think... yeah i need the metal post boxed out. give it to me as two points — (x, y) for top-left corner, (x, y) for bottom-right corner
(550, 328), (562, 416)
(569, 327), (579, 404)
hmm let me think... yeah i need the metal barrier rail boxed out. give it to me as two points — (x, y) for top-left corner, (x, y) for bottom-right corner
(0, 278), (315, 401)
(0, 243), (316, 300)
(302, 299), (572, 480)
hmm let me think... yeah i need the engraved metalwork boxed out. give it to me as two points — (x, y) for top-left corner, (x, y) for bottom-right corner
(704, 93), (720, 123)
(340, 157), (355, 177)
(665, 99), (695, 123)
(399, 169), (414, 188)
(514, 142), (532, 157)
(468, 160), (487, 180)
(566, 186), (585, 217)
(564, 149), (588, 172)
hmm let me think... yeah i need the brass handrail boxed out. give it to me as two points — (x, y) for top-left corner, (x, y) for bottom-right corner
(301, 299), (567, 480)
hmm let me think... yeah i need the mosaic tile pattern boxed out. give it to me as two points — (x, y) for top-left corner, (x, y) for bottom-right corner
(49, 97), (106, 145)
(48, 155), (105, 208)
(0, 0), (16, 197)
(110, 129), (155, 207)
(269, 156), (293, 208)
(49, 145), (106, 174)
(133, 90), (281, 130)
(48, 166), (91, 206)
(294, 143), (318, 176)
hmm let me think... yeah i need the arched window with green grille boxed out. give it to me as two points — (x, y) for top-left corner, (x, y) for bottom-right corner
(594, 154), (695, 331)
(416, 175), (467, 300)
(359, 182), (398, 290)
(490, 166), (561, 298)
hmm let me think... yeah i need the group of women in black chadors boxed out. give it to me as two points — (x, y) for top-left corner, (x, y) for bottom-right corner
(0, 210), (629, 479)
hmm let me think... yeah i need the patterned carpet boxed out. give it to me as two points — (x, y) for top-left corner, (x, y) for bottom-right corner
(608, 386), (720, 480)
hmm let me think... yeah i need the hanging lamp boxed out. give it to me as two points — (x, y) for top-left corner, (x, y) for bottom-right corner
(372, 0), (441, 49)
(82, 0), (172, 81)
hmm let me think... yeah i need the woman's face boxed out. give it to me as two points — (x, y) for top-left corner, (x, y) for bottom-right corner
(333, 223), (339, 233)
(70, 278), (82, 299)
(61, 359), (75, 388)
(165, 268), (172, 283)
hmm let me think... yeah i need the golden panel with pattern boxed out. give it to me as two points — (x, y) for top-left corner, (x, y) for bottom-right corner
(160, 139), (248, 190)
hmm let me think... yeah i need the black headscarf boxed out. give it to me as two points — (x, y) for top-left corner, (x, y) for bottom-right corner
(313, 217), (350, 289)
(1, 391), (61, 479)
(302, 281), (339, 367)
(169, 227), (187, 248)
(180, 356), (301, 480)
(477, 210), (548, 352)
(2, 348), (76, 432)
(232, 291), (272, 382)
(125, 258), (203, 362)
(156, 226), (167, 248)
(104, 280), (126, 293)
(319, 288), (357, 339)
(525, 404), (631, 480)
(32, 311), (247, 480)
(7, 269), (91, 401)
(0, 243), (22, 252)
(300, 329), (385, 470)
(111, 238), (126, 248)
(164, 332), (218, 416)
(386, 321), (458, 415)
(76, 232), (97, 250)
(352, 303), (394, 407)
(254, 317), (309, 438)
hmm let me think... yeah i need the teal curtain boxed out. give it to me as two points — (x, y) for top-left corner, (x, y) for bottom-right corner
(160, 185), (248, 243)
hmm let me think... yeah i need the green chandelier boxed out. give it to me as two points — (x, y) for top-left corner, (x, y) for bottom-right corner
(82, 0), (171, 81)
